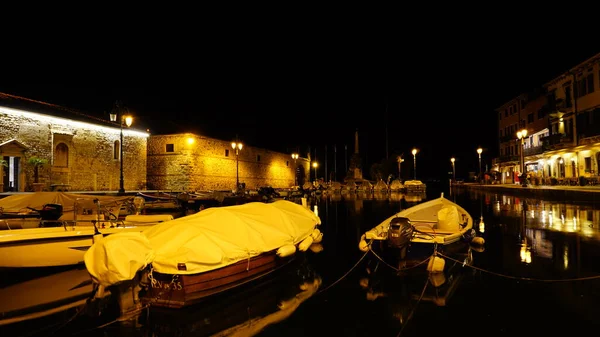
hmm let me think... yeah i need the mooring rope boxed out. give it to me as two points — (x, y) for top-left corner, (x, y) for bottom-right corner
(316, 249), (371, 295)
(437, 252), (600, 282)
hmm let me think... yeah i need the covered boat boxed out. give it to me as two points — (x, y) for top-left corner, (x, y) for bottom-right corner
(84, 199), (323, 309)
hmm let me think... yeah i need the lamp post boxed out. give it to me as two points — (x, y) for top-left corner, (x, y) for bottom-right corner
(477, 147), (482, 184)
(517, 129), (528, 186)
(291, 153), (299, 186)
(411, 148), (418, 180)
(451, 157), (456, 183)
(312, 162), (318, 182)
(110, 102), (133, 194)
(231, 141), (243, 192)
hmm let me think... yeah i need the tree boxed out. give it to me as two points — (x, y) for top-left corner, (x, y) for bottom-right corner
(27, 157), (48, 183)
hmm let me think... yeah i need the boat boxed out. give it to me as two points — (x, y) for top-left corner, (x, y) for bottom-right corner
(0, 203), (175, 269)
(0, 192), (136, 229)
(84, 199), (323, 311)
(358, 193), (483, 269)
(403, 180), (426, 193)
(136, 191), (182, 212)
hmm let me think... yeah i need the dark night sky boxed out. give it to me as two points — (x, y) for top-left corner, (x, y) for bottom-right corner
(1, 31), (597, 181)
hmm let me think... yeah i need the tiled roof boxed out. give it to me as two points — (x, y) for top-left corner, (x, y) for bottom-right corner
(0, 92), (118, 128)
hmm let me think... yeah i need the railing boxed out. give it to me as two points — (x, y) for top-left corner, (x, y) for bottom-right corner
(523, 146), (544, 156)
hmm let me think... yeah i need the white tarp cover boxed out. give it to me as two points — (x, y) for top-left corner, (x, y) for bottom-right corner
(85, 200), (321, 285)
(0, 192), (132, 214)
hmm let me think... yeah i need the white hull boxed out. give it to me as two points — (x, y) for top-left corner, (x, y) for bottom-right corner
(360, 193), (473, 247)
(0, 214), (174, 268)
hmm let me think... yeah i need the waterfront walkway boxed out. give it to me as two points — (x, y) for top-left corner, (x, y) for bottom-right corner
(457, 182), (600, 202)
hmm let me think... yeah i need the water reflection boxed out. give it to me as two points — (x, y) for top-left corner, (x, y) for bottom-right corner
(144, 259), (320, 337)
(5, 186), (600, 336)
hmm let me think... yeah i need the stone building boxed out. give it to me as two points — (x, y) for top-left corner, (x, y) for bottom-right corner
(0, 93), (308, 192)
(0, 93), (148, 192)
(146, 133), (310, 191)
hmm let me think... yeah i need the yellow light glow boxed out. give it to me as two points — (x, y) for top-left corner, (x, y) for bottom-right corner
(187, 137), (195, 145)
(124, 115), (133, 127)
(412, 148), (417, 156)
(0, 106), (149, 138)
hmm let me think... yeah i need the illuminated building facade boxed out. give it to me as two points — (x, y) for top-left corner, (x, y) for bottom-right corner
(0, 93), (307, 192)
(493, 52), (600, 186)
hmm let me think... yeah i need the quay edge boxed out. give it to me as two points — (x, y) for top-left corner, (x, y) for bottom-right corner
(454, 183), (600, 204)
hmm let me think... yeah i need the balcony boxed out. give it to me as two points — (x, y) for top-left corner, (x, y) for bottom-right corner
(523, 145), (544, 156)
(495, 155), (519, 164)
(541, 133), (573, 150)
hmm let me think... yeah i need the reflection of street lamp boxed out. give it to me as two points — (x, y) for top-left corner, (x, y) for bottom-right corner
(396, 154), (404, 181)
(450, 157), (456, 183)
(411, 148), (418, 180)
(517, 129), (528, 186)
(312, 162), (318, 182)
(231, 141), (243, 192)
(110, 101), (133, 194)
(291, 153), (299, 186)
(477, 147), (482, 183)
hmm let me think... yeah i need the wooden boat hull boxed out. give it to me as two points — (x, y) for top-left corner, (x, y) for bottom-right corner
(144, 250), (296, 309)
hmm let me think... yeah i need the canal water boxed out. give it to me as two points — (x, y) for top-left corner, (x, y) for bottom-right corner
(2, 183), (600, 336)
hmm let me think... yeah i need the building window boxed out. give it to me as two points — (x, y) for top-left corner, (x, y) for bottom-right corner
(257, 154), (261, 162)
(527, 113), (533, 123)
(113, 140), (120, 160)
(286, 160), (289, 167)
(166, 144), (174, 153)
(54, 143), (69, 167)
(225, 149), (230, 157)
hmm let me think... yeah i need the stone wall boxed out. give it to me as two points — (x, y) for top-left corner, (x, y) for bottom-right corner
(147, 133), (309, 191)
(0, 106), (148, 192)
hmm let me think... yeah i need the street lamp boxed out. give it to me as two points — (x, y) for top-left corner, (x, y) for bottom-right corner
(312, 162), (318, 182)
(477, 147), (483, 184)
(450, 157), (456, 183)
(110, 102), (133, 194)
(231, 141), (243, 192)
(517, 129), (528, 186)
(411, 148), (418, 180)
(291, 153), (299, 186)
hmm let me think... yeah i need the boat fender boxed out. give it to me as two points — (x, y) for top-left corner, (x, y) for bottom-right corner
(309, 243), (323, 253)
(298, 236), (314, 251)
(429, 272), (446, 287)
(310, 229), (323, 243)
(358, 239), (370, 252)
(471, 236), (485, 246)
(277, 244), (297, 257)
(427, 256), (445, 273)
